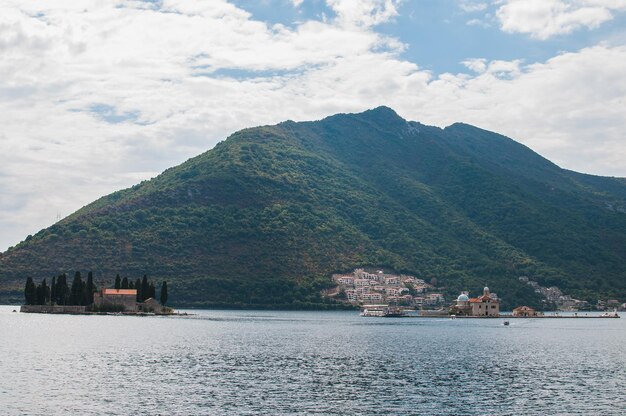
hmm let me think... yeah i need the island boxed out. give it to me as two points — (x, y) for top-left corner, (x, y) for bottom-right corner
(19, 272), (174, 315)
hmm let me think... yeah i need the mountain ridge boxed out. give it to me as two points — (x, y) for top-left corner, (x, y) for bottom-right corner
(1, 107), (625, 308)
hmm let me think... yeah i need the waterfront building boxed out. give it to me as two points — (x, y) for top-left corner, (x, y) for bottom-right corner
(93, 288), (138, 311)
(512, 306), (537, 317)
(450, 287), (500, 316)
(450, 293), (472, 316)
(470, 287), (500, 316)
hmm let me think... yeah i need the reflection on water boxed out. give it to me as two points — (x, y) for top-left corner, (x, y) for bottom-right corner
(0, 306), (625, 415)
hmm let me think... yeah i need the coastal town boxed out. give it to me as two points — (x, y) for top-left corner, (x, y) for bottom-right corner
(331, 268), (446, 309)
(331, 268), (622, 318)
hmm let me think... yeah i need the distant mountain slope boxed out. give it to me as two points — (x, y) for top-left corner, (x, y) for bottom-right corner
(1, 107), (625, 308)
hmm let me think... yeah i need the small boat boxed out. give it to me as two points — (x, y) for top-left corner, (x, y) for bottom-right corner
(503, 321), (510, 326)
(601, 309), (620, 318)
(361, 305), (407, 317)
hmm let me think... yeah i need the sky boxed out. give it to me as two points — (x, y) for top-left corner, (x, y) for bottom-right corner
(1, 0), (626, 252)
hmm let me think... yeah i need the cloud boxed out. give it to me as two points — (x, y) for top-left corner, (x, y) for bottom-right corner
(466, 18), (491, 28)
(495, 0), (626, 39)
(326, 0), (401, 27)
(0, 1), (625, 251)
(459, 1), (489, 13)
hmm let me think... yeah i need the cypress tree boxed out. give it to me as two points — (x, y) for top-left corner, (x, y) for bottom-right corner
(114, 274), (121, 290)
(51, 276), (57, 305)
(86, 272), (95, 305)
(81, 281), (88, 306)
(41, 278), (49, 305)
(149, 282), (156, 300)
(24, 277), (36, 305)
(70, 272), (83, 305)
(141, 275), (149, 302)
(57, 274), (69, 305)
(121, 277), (129, 289)
(160, 281), (168, 306)
(135, 278), (142, 302)
(129, 281), (135, 289)
(35, 283), (43, 305)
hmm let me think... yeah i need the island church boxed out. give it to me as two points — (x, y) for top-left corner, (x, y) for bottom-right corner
(451, 286), (500, 317)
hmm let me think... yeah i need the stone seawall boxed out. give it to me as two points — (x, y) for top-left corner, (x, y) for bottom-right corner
(20, 305), (87, 314)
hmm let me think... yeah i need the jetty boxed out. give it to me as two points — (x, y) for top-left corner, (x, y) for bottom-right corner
(360, 309), (620, 318)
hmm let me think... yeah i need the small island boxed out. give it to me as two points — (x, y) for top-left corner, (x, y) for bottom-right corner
(20, 272), (174, 315)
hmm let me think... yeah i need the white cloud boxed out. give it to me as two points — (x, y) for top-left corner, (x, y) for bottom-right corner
(495, 0), (626, 39)
(0, 1), (625, 251)
(291, 0), (304, 6)
(459, 1), (488, 13)
(326, 0), (401, 27)
(466, 18), (491, 27)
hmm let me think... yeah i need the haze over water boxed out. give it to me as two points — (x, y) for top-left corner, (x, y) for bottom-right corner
(1, 306), (625, 415)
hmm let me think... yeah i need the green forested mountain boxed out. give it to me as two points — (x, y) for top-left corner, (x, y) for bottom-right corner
(1, 107), (625, 308)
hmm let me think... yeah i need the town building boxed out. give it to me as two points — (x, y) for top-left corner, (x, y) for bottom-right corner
(512, 306), (537, 317)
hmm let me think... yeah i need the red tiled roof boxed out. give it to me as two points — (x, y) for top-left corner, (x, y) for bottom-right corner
(102, 289), (137, 296)
(469, 295), (499, 303)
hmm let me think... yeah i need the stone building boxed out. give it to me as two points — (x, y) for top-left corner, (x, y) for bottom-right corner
(450, 292), (472, 316)
(450, 287), (500, 317)
(138, 297), (163, 313)
(93, 288), (138, 312)
(469, 287), (500, 316)
(512, 306), (537, 317)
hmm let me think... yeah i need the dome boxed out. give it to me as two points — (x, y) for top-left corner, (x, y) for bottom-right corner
(457, 294), (469, 302)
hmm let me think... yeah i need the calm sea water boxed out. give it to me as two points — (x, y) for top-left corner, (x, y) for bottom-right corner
(0, 306), (625, 415)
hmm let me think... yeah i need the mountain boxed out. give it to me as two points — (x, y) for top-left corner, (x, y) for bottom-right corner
(1, 107), (625, 309)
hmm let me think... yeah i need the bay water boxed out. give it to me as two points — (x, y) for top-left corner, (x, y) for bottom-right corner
(1, 306), (625, 415)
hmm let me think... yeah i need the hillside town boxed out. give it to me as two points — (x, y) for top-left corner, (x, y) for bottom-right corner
(331, 269), (446, 308)
(519, 276), (626, 311)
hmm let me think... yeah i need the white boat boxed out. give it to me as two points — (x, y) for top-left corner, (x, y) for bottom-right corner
(360, 305), (406, 317)
(601, 309), (620, 318)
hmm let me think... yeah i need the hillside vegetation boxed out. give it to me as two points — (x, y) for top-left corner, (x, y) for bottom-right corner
(1, 107), (625, 309)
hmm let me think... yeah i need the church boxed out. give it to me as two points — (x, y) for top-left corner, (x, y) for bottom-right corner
(451, 287), (500, 317)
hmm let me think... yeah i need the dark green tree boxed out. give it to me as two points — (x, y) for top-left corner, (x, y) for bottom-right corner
(135, 278), (142, 302)
(141, 275), (149, 302)
(70, 272), (83, 305)
(121, 277), (129, 289)
(148, 282), (156, 300)
(114, 274), (121, 290)
(40, 278), (50, 305)
(50, 276), (57, 305)
(81, 281), (88, 306)
(24, 277), (36, 305)
(86, 272), (95, 305)
(160, 281), (168, 306)
(56, 274), (69, 305)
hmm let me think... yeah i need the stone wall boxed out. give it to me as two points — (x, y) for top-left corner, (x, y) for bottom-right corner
(93, 293), (137, 312)
(20, 305), (87, 314)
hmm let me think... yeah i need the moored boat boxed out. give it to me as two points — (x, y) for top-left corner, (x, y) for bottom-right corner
(360, 305), (407, 317)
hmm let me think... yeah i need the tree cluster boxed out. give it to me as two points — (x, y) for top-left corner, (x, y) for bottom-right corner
(24, 272), (169, 306)
(24, 272), (96, 306)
